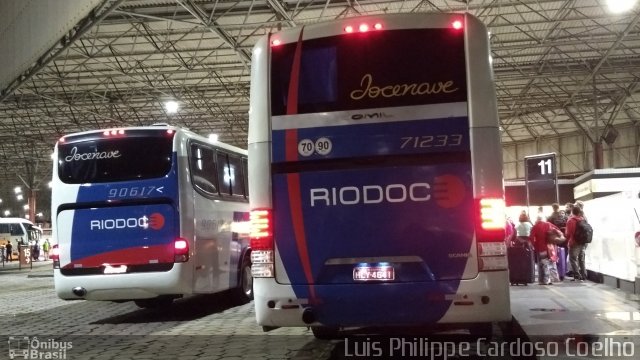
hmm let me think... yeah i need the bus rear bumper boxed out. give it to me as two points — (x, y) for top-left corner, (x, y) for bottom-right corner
(53, 264), (191, 301)
(253, 271), (511, 328)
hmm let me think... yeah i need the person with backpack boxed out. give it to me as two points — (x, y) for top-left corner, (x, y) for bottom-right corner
(565, 205), (592, 281)
(530, 216), (562, 285)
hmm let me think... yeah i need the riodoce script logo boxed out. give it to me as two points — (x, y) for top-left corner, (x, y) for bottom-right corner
(64, 146), (121, 162)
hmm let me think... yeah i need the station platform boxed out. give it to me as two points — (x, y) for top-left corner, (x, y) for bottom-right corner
(510, 280), (640, 336)
(505, 279), (640, 359)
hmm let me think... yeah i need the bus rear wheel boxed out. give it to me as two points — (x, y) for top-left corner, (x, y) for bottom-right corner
(236, 255), (253, 302)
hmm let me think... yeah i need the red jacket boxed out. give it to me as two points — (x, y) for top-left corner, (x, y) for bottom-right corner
(530, 220), (559, 253)
(565, 215), (585, 247)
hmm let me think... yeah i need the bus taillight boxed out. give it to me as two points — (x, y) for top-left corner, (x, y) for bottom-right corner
(174, 238), (189, 263)
(51, 244), (60, 269)
(475, 198), (507, 271)
(452, 20), (463, 30)
(344, 22), (383, 34)
(250, 209), (274, 277)
(478, 198), (506, 232)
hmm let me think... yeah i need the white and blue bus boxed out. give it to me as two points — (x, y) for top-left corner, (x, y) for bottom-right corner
(248, 13), (510, 337)
(51, 125), (252, 308)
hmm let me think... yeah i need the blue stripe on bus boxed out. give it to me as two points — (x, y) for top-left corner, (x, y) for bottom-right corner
(273, 163), (475, 322)
(68, 153), (179, 263)
(272, 117), (469, 163)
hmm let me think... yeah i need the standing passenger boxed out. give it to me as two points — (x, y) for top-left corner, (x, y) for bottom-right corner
(530, 216), (560, 285)
(565, 206), (588, 281)
(515, 212), (533, 247)
(5, 242), (12, 262)
(42, 239), (51, 261)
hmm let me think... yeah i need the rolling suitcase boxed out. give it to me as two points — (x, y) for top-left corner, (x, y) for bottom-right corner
(507, 243), (535, 285)
(556, 246), (567, 280)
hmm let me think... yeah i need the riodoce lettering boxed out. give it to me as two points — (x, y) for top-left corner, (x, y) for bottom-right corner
(349, 74), (459, 100)
(64, 146), (121, 162)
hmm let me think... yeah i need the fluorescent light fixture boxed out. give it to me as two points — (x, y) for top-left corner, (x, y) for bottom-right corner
(17, 194), (23, 201)
(14, 186), (22, 194)
(208, 134), (219, 142)
(4, 210), (9, 216)
(607, 0), (636, 13)
(165, 100), (179, 114)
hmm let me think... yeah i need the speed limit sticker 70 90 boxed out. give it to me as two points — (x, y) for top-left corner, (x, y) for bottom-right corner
(297, 137), (333, 157)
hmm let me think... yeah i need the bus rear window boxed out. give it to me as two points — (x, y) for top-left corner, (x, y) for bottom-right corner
(271, 28), (467, 115)
(58, 136), (173, 184)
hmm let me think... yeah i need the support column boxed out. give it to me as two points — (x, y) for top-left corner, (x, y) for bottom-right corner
(593, 141), (604, 169)
(28, 189), (36, 223)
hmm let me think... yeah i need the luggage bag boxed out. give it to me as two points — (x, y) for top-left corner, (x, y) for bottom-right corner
(507, 244), (535, 285)
(556, 246), (567, 281)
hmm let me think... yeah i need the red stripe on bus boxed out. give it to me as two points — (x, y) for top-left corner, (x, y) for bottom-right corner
(287, 173), (316, 300)
(286, 28), (304, 115)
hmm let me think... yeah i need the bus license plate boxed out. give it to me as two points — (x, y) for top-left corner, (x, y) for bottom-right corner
(104, 265), (127, 274)
(353, 265), (394, 281)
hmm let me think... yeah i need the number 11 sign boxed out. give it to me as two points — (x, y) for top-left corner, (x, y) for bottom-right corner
(524, 153), (558, 206)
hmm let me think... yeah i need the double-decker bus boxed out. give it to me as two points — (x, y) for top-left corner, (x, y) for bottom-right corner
(51, 125), (252, 308)
(248, 13), (510, 337)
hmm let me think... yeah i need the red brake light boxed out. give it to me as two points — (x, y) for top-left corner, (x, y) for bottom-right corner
(166, 129), (174, 135)
(50, 244), (59, 259)
(359, 23), (369, 32)
(344, 25), (354, 33)
(479, 198), (505, 230)
(174, 238), (189, 262)
(452, 20), (463, 30)
(103, 129), (125, 137)
(250, 209), (273, 250)
(271, 39), (281, 46)
(373, 23), (383, 30)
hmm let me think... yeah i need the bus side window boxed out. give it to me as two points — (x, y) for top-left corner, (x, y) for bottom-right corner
(10, 224), (24, 236)
(242, 157), (249, 199)
(228, 154), (245, 198)
(216, 152), (232, 196)
(190, 144), (219, 195)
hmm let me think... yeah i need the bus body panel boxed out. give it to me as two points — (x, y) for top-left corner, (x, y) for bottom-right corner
(249, 13), (509, 329)
(52, 126), (250, 302)
(54, 264), (191, 300)
(192, 202), (250, 293)
(254, 271), (511, 327)
(58, 204), (176, 269)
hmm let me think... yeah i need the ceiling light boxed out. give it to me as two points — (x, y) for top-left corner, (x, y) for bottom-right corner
(165, 100), (179, 114)
(23, 204), (29, 210)
(607, 0), (636, 13)
(14, 186), (22, 194)
(4, 210), (10, 216)
(17, 194), (23, 201)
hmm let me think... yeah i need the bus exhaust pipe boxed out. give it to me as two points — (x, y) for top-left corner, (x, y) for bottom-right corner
(72, 287), (87, 297)
(302, 308), (316, 324)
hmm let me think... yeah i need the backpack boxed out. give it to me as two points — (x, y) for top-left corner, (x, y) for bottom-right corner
(574, 219), (593, 244)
